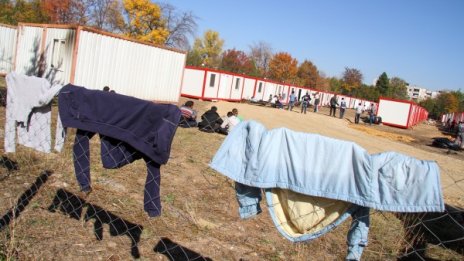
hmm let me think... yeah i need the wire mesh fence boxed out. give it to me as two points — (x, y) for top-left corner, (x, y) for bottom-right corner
(1, 80), (464, 260)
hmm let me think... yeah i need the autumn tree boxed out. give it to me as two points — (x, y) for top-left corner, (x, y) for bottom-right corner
(220, 49), (257, 76)
(41, 0), (87, 24)
(297, 60), (319, 89)
(188, 30), (224, 68)
(158, 2), (197, 50)
(268, 52), (298, 83)
(249, 41), (273, 78)
(122, 0), (169, 44)
(341, 67), (363, 95)
(0, 0), (49, 24)
(375, 72), (390, 96)
(0, 0), (16, 24)
(85, 0), (125, 32)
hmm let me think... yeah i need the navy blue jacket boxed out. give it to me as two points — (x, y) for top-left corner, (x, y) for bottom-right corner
(58, 84), (181, 164)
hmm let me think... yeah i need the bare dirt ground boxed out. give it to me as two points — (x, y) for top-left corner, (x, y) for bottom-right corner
(1, 89), (463, 260)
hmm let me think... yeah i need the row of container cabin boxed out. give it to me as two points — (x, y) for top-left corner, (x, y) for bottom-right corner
(180, 66), (376, 109)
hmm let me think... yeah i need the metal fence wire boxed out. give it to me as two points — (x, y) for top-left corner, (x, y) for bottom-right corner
(0, 86), (463, 260)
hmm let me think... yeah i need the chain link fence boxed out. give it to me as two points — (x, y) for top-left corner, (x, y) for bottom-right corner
(1, 81), (463, 260)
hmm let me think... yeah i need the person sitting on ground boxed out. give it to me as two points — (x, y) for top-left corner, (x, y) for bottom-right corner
(217, 111), (241, 135)
(232, 108), (243, 122)
(270, 95), (278, 108)
(197, 106), (223, 133)
(275, 95), (284, 109)
(179, 100), (198, 128)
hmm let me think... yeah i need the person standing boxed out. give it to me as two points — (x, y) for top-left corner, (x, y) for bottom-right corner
(354, 103), (363, 124)
(456, 121), (464, 148)
(368, 104), (376, 125)
(313, 92), (320, 112)
(288, 91), (296, 111)
(301, 92), (311, 114)
(329, 95), (338, 117)
(339, 98), (347, 119)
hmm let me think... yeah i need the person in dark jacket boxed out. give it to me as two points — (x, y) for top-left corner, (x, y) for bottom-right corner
(197, 106), (223, 133)
(329, 95), (339, 117)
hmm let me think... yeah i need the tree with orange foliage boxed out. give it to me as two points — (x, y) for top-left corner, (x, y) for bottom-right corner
(41, 0), (86, 24)
(220, 49), (258, 76)
(268, 52), (298, 83)
(122, 0), (169, 44)
(297, 60), (320, 89)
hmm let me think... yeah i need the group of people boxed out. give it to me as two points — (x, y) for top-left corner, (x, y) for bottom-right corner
(178, 100), (241, 135)
(268, 91), (322, 114)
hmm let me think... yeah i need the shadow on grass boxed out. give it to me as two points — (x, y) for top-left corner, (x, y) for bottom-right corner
(48, 189), (143, 258)
(154, 237), (213, 261)
(0, 170), (52, 230)
(396, 204), (464, 260)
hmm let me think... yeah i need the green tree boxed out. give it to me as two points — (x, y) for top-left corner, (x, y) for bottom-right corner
(268, 52), (298, 83)
(352, 84), (380, 101)
(375, 72), (390, 96)
(328, 77), (342, 93)
(389, 77), (409, 99)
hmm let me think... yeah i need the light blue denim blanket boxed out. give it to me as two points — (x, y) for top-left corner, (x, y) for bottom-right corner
(210, 120), (444, 213)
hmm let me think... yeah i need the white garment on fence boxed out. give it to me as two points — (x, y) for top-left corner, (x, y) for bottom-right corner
(4, 72), (64, 153)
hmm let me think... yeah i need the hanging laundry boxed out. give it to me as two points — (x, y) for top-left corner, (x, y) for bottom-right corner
(58, 84), (181, 217)
(210, 120), (444, 260)
(4, 72), (64, 153)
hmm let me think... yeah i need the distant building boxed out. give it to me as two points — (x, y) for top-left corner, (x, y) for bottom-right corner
(407, 85), (438, 101)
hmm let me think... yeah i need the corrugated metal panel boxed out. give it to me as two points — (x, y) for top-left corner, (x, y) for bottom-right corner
(242, 78), (255, 99)
(43, 28), (76, 84)
(203, 71), (219, 99)
(74, 30), (186, 102)
(217, 73), (232, 99)
(0, 24), (17, 74)
(230, 76), (243, 100)
(15, 25), (43, 75)
(181, 68), (204, 97)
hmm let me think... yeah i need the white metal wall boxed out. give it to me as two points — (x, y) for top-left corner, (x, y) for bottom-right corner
(377, 99), (410, 127)
(203, 71), (219, 99)
(230, 76), (244, 100)
(0, 24), (17, 74)
(43, 28), (76, 84)
(74, 30), (186, 102)
(15, 26), (43, 76)
(263, 82), (277, 101)
(255, 81), (266, 100)
(180, 68), (204, 97)
(242, 78), (255, 99)
(217, 73), (232, 99)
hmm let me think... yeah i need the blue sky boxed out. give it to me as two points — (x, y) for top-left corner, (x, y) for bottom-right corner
(166, 0), (463, 91)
